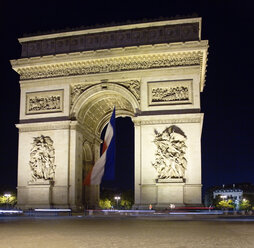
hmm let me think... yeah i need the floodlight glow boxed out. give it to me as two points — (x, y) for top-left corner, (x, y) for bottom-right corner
(0, 210), (23, 214)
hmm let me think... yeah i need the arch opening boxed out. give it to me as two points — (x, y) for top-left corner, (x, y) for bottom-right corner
(100, 117), (134, 185)
(74, 83), (138, 208)
(71, 83), (139, 137)
(100, 117), (134, 209)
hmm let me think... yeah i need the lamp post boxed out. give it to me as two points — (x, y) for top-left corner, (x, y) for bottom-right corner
(114, 196), (121, 209)
(220, 195), (227, 200)
(4, 193), (11, 209)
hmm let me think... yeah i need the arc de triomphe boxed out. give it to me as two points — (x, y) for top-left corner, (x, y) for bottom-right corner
(11, 17), (208, 210)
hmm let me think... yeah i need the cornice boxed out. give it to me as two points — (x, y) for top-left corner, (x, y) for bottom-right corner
(18, 18), (201, 58)
(133, 118), (202, 126)
(11, 41), (208, 91)
(19, 18), (201, 42)
(12, 51), (202, 79)
(16, 120), (98, 136)
(11, 41), (208, 67)
(132, 113), (204, 126)
(16, 121), (72, 132)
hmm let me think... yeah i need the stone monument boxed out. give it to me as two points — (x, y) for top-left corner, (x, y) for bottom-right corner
(11, 17), (208, 209)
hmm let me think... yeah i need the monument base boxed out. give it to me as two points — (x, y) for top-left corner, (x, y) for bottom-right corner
(134, 183), (202, 210)
(17, 180), (53, 209)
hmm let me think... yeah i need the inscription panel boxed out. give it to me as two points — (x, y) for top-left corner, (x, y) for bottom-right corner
(26, 90), (64, 115)
(148, 80), (193, 106)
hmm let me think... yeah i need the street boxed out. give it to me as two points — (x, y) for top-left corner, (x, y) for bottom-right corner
(1, 215), (254, 248)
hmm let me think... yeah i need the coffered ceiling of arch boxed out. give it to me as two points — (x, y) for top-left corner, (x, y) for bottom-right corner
(78, 93), (134, 135)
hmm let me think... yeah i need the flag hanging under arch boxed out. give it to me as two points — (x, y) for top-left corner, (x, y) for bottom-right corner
(84, 108), (115, 185)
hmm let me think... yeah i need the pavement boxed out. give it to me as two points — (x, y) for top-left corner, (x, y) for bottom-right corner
(1, 214), (254, 248)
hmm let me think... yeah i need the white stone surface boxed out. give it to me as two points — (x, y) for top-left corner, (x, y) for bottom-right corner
(12, 18), (208, 209)
(133, 114), (203, 207)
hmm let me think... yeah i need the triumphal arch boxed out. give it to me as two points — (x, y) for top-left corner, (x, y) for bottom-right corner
(11, 17), (208, 210)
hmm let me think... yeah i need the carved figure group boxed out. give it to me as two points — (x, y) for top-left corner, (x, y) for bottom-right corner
(151, 86), (189, 102)
(28, 95), (61, 112)
(71, 80), (140, 106)
(152, 125), (187, 179)
(29, 135), (56, 181)
(19, 52), (200, 80)
(71, 84), (90, 104)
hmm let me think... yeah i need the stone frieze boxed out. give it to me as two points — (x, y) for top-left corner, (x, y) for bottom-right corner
(26, 90), (64, 114)
(148, 80), (192, 106)
(20, 22), (199, 58)
(17, 52), (202, 80)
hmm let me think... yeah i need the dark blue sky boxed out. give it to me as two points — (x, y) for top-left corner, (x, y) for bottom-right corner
(1, 0), (253, 193)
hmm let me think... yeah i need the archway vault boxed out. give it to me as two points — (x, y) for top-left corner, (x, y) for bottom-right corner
(71, 83), (140, 137)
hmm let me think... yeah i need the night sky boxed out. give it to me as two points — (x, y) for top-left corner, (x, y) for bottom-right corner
(1, 0), (253, 196)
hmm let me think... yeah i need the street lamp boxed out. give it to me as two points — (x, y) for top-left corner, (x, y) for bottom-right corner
(4, 193), (11, 209)
(220, 195), (227, 200)
(114, 196), (121, 209)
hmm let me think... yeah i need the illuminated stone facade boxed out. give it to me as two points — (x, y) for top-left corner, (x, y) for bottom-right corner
(11, 18), (208, 209)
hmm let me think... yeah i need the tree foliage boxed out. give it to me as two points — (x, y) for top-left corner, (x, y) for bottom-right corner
(100, 189), (134, 209)
(120, 199), (132, 209)
(0, 194), (17, 207)
(99, 198), (112, 209)
(240, 199), (251, 210)
(216, 199), (234, 209)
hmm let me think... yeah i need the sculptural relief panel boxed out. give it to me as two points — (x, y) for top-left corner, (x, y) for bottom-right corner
(26, 90), (64, 114)
(148, 80), (193, 106)
(152, 125), (187, 181)
(29, 135), (56, 182)
(71, 80), (140, 106)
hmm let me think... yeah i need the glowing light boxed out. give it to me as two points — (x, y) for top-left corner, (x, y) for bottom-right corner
(114, 196), (121, 209)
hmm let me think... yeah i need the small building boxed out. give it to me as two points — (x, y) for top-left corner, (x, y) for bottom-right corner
(204, 184), (244, 207)
(213, 188), (243, 201)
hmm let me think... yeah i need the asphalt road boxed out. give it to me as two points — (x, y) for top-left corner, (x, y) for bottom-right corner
(1, 215), (254, 248)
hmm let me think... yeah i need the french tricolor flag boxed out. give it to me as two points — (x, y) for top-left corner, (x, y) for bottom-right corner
(84, 108), (115, 185)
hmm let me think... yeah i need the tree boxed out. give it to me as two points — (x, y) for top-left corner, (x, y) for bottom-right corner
(216, 199), (234, 209)
(120, 190), (134, 209)
(240, 199), (251, 211)
(0, 194), (17, 208)
(100, 188), (134, 209)
(99, 198), (112, 209)
(120, 199), (132, 209)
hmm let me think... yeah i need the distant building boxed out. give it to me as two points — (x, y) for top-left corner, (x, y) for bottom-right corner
(204, 183), (254, 207)
(213, 188), (243, 201)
